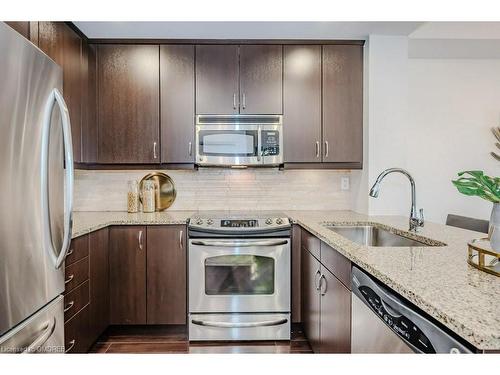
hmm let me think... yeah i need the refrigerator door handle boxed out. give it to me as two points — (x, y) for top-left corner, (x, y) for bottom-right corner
(41, 88), (74, 270)
(21, 317), (56, 353)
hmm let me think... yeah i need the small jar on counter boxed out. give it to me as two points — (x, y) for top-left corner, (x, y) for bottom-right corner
(127, 180), (139, 213)
(142, 180), (155, 213)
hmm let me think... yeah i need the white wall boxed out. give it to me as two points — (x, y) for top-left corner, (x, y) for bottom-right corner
(407, 58), (500, 222)
(355, 34), (499, 223)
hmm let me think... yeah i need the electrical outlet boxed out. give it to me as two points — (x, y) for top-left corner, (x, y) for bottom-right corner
(341, 177), (350, 191)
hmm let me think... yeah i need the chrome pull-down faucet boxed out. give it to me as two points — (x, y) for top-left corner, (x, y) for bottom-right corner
(369, 168), (424, 232)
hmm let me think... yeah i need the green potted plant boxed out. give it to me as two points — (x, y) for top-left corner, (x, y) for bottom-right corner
(452, 171), (500, 251)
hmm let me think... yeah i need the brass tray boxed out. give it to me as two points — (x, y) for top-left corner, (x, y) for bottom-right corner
(467, 238), (500, 277)
(139, 172), (176, 211)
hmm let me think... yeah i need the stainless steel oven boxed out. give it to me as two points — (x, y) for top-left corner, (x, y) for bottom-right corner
(188, 213), (291, 341)
(195, 115), (283, 167)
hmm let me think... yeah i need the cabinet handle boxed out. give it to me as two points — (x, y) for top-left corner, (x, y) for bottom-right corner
(233, 93), (237, 109)
(179, 230), (183, 250)
(324, 141), (329, 158)
(314, 269), (321, 290)
(319, 274), (327, 296)
(64, 274), (74, 284)
(188, 141), (193, 156)
(65, 339), (76, 353)
(153, 142), (158, 159)
(138, 230), (143, 251)
(66, 248), (74, 257)
(63, 301), (74, 313)
(242, 93), (246, 109)
(315, 141), (320, 158)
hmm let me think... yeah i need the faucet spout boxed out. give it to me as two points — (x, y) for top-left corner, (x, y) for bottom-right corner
(369, 168), (424, 232)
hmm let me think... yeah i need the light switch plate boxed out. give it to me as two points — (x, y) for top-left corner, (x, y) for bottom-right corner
(341, 177), (350, 191)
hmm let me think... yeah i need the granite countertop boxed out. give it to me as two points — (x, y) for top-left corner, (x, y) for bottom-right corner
(72, 210), (500, 351)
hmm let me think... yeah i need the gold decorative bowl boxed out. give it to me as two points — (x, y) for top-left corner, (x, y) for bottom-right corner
(467, 238), (500, 277)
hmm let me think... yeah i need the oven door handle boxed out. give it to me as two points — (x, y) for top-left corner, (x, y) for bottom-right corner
(191, 318), (288, 328)
(190, 239), (288, 247)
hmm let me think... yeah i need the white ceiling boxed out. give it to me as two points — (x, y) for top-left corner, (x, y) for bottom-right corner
(74, 21), (424, 40)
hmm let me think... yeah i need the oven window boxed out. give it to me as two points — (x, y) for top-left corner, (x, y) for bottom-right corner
(198, 130), (258, 157)
(205, 255), (275, 295)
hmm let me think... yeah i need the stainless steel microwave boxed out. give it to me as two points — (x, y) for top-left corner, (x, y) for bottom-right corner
(195, 115), (283, 167)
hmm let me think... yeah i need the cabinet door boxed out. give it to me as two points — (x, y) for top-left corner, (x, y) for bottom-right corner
(322, 45), (363, 163)
(283, 45), (322, 162)
(239, 45), (282, 114)
(39, 22), (83, 163)
(195, 45), (239, 115)
(146, 226), (186, 324)
(109, 226), (146, 324)
(97, 45), (160, 163)
(160, 45), (195, 163)
(319, 268), (351, 353)
(301, 247), (321, 353)
(89, 228), (109, 343)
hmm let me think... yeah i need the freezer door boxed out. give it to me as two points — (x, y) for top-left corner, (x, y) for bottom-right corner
(0, 23), (73, 336)
(0, 295), (64, 353)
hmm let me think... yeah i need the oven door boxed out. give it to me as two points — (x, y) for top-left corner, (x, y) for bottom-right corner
(196, 124), (261, 166)
(188, 238), (290, 313)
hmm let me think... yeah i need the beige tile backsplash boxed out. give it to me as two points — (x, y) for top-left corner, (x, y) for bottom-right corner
(74, 169), (352, 211)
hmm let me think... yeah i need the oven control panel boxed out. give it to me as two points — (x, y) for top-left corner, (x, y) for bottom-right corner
(221, 219), (258, 228)
(261, 131), (280, 156)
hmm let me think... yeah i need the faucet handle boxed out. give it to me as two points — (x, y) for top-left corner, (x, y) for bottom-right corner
(419, 208), (425, 226)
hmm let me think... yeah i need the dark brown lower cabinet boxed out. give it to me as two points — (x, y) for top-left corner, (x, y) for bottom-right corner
(109, 226), (147, 324)
(64, 305), (91, 353)
(302, 247), (321, 352)
(319, 268), (351, 353)
(146, 226), (187, 324)
(89, 228), (109, 341)
(301, 230), (352, 353)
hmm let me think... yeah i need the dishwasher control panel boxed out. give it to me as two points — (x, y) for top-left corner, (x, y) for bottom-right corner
(359, 285), (435, 353)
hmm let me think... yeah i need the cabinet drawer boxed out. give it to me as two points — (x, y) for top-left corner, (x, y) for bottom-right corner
(66, 235), (89, 266)
(320, 241), (351, 289)
(65, 256), (89, 293)
(64, 305), (90, 353)
(301, 229), (320, 260)
(64, 280), (90, 322)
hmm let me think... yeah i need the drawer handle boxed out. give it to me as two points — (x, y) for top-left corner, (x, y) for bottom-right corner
(21, 317), (56, 353)
(64, 274), (74, 284)
(66, 248), (74, 257)
(191, 318), (287, 328)
(63, 301), (74, 313)
(65, 339), (76, 353)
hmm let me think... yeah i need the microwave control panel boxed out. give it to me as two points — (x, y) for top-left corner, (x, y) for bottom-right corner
(261, 131), (280, 156)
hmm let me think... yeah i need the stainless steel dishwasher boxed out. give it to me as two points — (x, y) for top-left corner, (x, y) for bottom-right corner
(351, 266), (474, 353)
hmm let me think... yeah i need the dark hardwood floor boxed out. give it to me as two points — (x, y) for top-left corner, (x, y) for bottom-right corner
(89, 324), (313, 354)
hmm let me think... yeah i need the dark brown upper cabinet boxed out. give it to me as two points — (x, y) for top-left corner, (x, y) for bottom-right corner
(322, 45), (363, 163)
(109, 226), (147, 324)
(97, 45), (160, 164)
(239, 45), (282, 114)
(146, 226), (187, 324)
(195, 45), (239, 115)
(283, 45), (322, 163)
(38, 22), (83, 163)
(160, 45), (195, 164)
(195, 44), (282, 115)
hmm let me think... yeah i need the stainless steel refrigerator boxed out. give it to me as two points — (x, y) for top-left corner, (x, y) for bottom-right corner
(0, 22), (74, 353)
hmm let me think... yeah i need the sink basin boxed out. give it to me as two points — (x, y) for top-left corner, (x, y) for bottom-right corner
(325, 224), (439, 247)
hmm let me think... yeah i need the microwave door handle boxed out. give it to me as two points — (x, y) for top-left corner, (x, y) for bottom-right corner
(257, 125), (262, 162)
(191, 239), (288, 247)
(41, 89), (74, 270)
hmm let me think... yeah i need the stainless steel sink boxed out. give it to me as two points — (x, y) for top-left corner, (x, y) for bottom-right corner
(325, 225), (439, 247)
